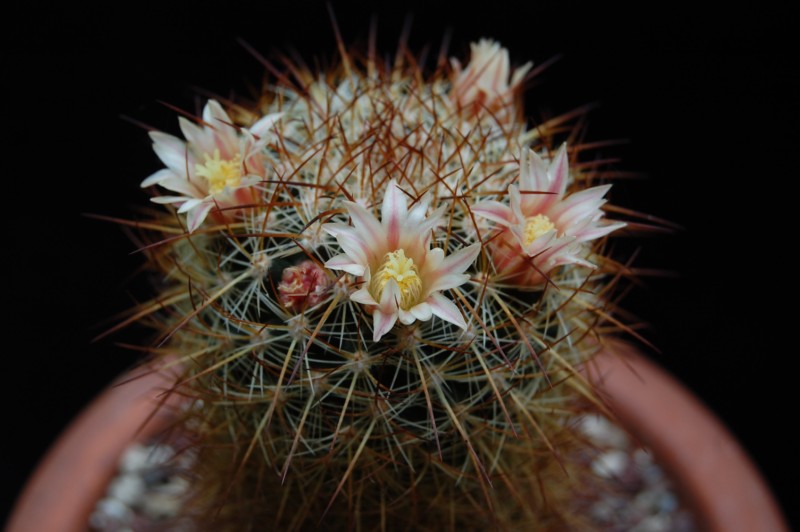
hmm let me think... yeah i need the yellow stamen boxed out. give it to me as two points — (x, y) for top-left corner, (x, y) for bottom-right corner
(195, 149), (243, 194)
(370, 249), (422, 310)
(523, 214), (555, 245)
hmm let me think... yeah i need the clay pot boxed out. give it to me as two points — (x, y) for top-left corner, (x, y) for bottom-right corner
(584, 343), (787, 532)
(7, 366), (180, 532)
(8, 348), (788, 532)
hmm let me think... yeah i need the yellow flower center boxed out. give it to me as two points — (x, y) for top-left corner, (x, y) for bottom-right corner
(370, 249), (422, 310)
(523, 214), (555, 245)
(195, 149), (243, 194)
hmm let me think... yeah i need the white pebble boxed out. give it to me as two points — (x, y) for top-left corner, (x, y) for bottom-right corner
(632, 514), (671, 532)
(592, 449), (629, 478)
(579, 415), (629, 448)
(119, 443), (149, 473)
(141, 490), (185, 519)
(143, 444), (175, 466)
(154, 475), (191, 496)
(107, 474), (145, 506)
(89, 497), (133, 529)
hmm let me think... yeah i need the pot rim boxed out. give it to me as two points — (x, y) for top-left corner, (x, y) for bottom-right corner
(584, 341), (787, 532)
(8, 347), (788, 532)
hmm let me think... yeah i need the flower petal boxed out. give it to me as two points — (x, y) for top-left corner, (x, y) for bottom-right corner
(372, 309), (398, 342)
(158, 175), (205, 198)
(344, 200), (386, 259)
(249, 112), (283, 139)
(471, 199), (515, 226)
(409, 301), (433, 322)
(381, 180), (408, 249)
(186, 201), (214, 232)
(325, 254), (366, 277)
(151, 195), (190, 205)
(150, 132), (190, 175)
(177, 198), (204, 214)
(178, 117), (214, 155)
(141, 168), (176, 188)
(350, 286), (377, 305)
(428, 292), (467, 330)
(373, 279), (401, 341)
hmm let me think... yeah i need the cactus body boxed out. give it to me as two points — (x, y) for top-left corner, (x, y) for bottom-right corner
(137, 39), (626, 530)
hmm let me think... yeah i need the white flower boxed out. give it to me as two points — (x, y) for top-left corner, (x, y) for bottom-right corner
(324, 181), (481, 341)
(451, 39), (531, 115)
(472, 144), (625, 284)
(141, 100), (281, 231)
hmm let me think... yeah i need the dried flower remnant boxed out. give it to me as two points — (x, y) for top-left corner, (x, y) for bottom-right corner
(278, 260), (331, 311)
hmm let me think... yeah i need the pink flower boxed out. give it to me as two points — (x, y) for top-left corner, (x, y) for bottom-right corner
(278, 260), (331, 311)
(451, 39), (531, 116)
(324, 181), (481, 342)
(472, 144), (625, 284)
(141, 100), (281, 232)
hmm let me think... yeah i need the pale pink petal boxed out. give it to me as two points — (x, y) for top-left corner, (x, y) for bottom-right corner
(321, 222), (354, 238)
(202, 100), (231, 127)
(150, 132), (190, 175)
(519, 147), (549, 192)
(373, 279), (401, 341)
(471, 199), (515, 226)
(325, 254), (366, 277)
(406, 193), (432, 226)
(372, 309), (398, 342)
(508, 185), (525, 224)
(575, 221), (626, 242)
(177, 198), (204, 214)
(158, 175), (205, 198)
(186, 201), (214, 232)
(438, 243), (481, 276)
(141, 168), (176, 188)
(335, 231), (371, 267)
(409, 302), (433, 322)
(178, 117), (214, 155)
(422, 247), (445, 274)
(345, 200), (386, 257)
(249, 112), (283, 139)
(399, 204), (444, 257)
(428, 292), (467, 330)
(203, 100), (239, 157)
(549, 144), (569, 198)
(427, 243), (480, 292)
(550, 185), (611, 228)
(322, 223), (372, 265)
(350, 286), (377, 305)
(398, 309), (416, 325)
(151, 195), (190, 205)
(378, 278), (400, 314)
(381, 180), (408, 249)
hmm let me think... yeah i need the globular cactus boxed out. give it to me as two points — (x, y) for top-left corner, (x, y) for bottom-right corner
(132, 37), (629, 530)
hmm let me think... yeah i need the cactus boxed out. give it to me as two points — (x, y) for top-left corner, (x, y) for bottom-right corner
(129, 36), (631, 530)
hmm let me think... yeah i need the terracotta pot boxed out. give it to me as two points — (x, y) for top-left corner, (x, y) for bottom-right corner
(584, 343), (788, 532)
(8, 348), (788, 532)
(7, 365), (180, 532)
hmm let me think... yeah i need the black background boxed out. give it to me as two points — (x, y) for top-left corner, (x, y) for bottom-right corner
(5, 0), (797, 527)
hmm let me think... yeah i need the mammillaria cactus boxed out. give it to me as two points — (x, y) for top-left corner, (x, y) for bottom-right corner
(133, 37), (629, 530)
